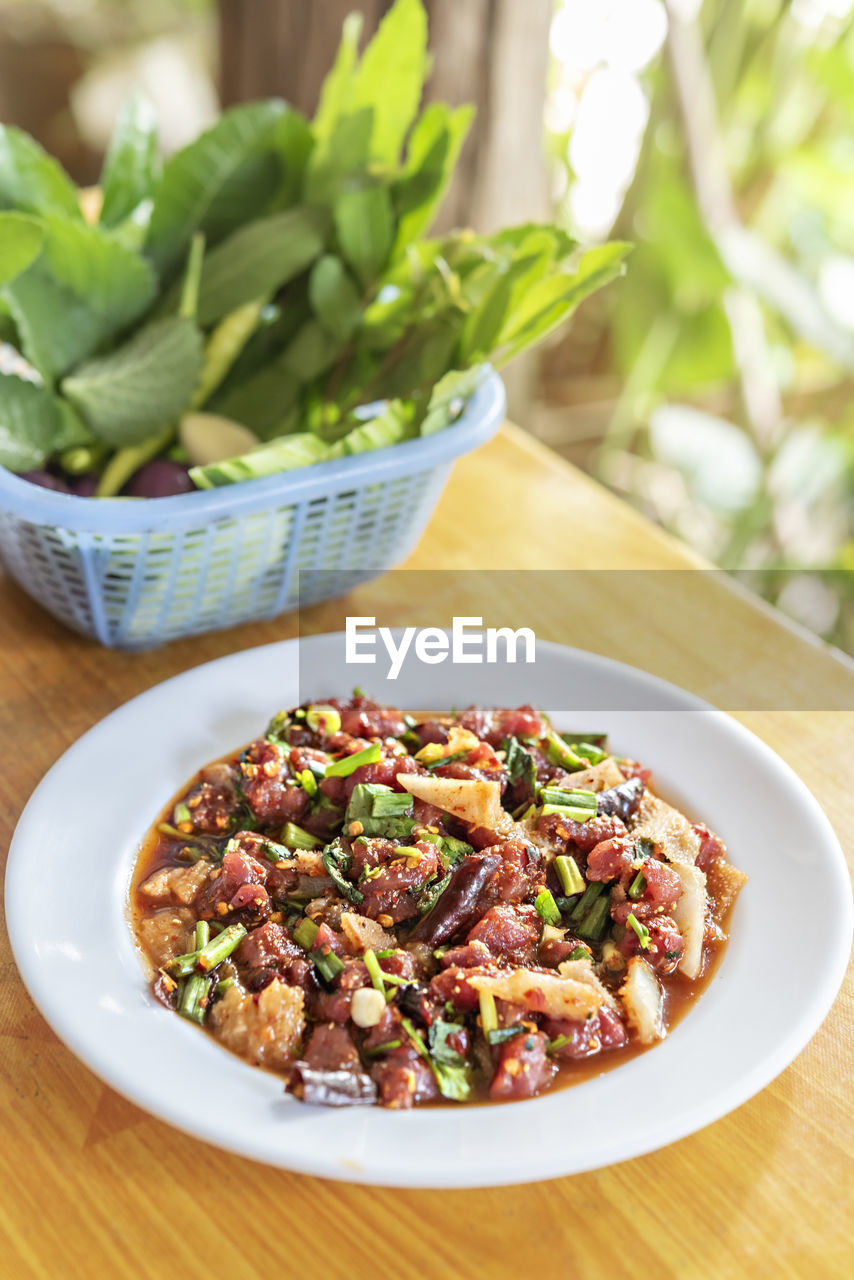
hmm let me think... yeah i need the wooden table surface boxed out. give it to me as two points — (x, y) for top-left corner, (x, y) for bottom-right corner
(0, 423), (851, 1280)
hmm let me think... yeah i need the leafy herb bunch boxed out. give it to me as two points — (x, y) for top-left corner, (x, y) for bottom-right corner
(0, 0), (628, 496)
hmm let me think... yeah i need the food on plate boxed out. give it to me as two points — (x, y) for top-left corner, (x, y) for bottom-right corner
(132, 695), (746, 1108)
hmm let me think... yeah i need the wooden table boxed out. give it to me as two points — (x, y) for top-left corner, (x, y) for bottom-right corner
(1, 423), (851, 1280)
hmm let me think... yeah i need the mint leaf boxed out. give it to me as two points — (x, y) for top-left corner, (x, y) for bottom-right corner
(0, 213), (44, 285)
(2, 217), (157, 381)
(0, 126), (80, 218)
(308, 255), (362, 340)
(196, 206), (326, 326)
(99, 93), (160, 228)
(145, 101), (288, 276)
(0, 374), (65, 471)
(334, 186), (394, 288)
(63, 317), (202, 445)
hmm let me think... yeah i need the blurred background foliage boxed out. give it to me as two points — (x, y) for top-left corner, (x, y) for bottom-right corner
(1, 0), (853, 651)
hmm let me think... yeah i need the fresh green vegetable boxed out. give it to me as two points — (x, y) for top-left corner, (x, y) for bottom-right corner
(627, 912), (652, 950)
(177, 972), (212, 1025)
(0, 0), (626, 492)
(478, 989), (498, 1035)
(322, 838), (364, 903)
(281, 822), (321, 850)
(578, 897), (611, 943)
(544, 731), (592, 774)
(554, 854), (585, 897)
(313, 947), (345, 984)
(565, 945), (594, 962)
(324, 741), (382, 778)
(569, 881), (606, 925)
(293, 917), (320, 949)
(502, 735), (538, 793)
(535, 888), (562, 926)
(306, 703), (342, 735)
(363, 947), (386, 993)
(628, 870), (647, 901)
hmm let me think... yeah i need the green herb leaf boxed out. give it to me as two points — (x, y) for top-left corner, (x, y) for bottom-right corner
(194, 206), (326, 326)
(392, 103), (474, 251)
(322, 838), (364, 903)
(145, 100), (288, 276)
(309, 254), (362, 340)
(0, 374), (65, 472)
(334, 186), (394, 288)
(3, 217), (157, 381)
(0, 213), (44, 286)
(0, 125), (81, 218)
(428, 1019), (466, 1067)
(63, 316), (203, 445)
(350, 0), (429, 166)
(502, 735), (537, 793)
(99, 92), (160, 228)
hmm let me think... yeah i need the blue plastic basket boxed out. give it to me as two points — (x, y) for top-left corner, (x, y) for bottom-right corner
(0, 371), (505, 649)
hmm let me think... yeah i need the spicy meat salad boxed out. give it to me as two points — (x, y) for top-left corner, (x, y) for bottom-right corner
(133, 696), (747, 1108)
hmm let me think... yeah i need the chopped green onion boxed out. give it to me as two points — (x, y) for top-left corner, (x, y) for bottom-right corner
(174, 802), (192, 825)
(373, 948), (397, 958)
(569, 881), (605, 924)
(628, 870), (647, 901)
(177, 972), (211, 1025)
(265, 710), (291, 743)
(281, 822), (321, 850)
(578, 897), (611, 943)
(562, 740), (608, 765)
(353, 686), (368, 699)
(422, 750), (468, 771)
(546, 1034), (575, 1054)
(196, 923), (247, 971)
(306, 704), (342, 736)
(535, 889), (562, 926)
(560, 732), (609, 750)
(157, 822), (186, 839)
(298, 769), (318, 797)
(554, 855), (585, 896)
(487, 1027), (526, 1045)
(626, 911), (651, 950)
(194, 921), (210, 950)
(363, 1039), (402, 1057)
(400, 1016), (429, 1057)
(377, 971), (413, 988)
(566, 945), (594, 962)
(540, 803), (598, 824)
(518, 803), (536, 822)
(313, 949), (345, 983)
(214, 977), (234, 995)
(363, 948), (385, 993)
(544, 730), (589, 772)
(293, 917), (320, 950)
(325, 741), (382, 778)
(539, 786), (598, 809)
(478, 989), (498, 1035)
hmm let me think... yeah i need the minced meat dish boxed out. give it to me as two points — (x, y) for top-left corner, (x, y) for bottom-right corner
(132, 695), (746, 1108)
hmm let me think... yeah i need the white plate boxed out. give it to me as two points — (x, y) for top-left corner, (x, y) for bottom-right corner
(5, 636), (851, 1186)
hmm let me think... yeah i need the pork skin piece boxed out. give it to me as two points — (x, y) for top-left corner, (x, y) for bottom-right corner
(619, 956), (665, 1044)
(210, 978), (305, 1072)
(138, 860), (212, 905)
(137, 907), (196, 970)
(468, 968), (605, 1021)
(629, 792), (701, 866)
(670, 862), (707, 979)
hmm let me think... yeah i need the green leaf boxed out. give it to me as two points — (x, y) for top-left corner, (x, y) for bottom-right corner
(2, 217), (157, 381)
(392, 104), (474, 251)
(145, 100), (288, 276)
(312, 13), (363, 145)
(378, 316), (461, 400)
(268, 108), (315, 208)
(351, 0), (429, 165)
(0, 374), (65, 472)
(282, 320), (344, 381)
(99, 93), (160, 228)
(308, 255), (362, 340)
(305, 108), (374, 205)
(195, 206), (326, 326)
(0, 126), (81, 218)
(213, 358), (301, 439)
(334, 186), (394, 288)
(0, 213), (44, 285)
(495, 242), (631, 364)
(62, 317), (203, 445)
